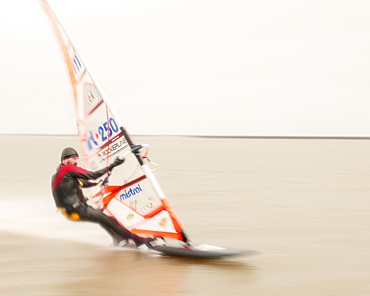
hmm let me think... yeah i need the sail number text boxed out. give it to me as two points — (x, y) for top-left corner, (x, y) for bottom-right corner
(86, 118), (119, 150)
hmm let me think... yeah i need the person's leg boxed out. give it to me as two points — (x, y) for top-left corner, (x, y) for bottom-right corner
(99, 224), (128, 246)
(75, 205), (149, 246)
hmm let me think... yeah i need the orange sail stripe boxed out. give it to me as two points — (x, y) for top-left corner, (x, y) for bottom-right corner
(142, 205), (165, 219)
(161, 199), (185, 235)
(101, 185), (122, 207)
(132, 229), (183, 241)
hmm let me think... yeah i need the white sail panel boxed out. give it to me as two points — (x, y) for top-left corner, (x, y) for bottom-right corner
(106, 198), (146, 227)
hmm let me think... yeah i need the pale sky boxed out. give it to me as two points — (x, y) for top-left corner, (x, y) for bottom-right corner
(1, 0), (370, 136)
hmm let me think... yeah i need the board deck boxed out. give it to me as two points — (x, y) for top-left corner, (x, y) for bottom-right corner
(151, 243), (251, 258)
(118, 239), (254, 258)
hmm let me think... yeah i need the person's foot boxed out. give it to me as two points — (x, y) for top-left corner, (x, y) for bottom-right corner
(113, 238), (128, 247)
(137, 243), (149, 251)
(136, 237), (155, 249)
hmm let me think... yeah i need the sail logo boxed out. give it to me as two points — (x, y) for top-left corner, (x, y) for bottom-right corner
(84, 84), (103, 109)
(126, 213), (135, 221)
(159, 217), (167, 227)
(72, 55), (83, 74)
(87, 89), (97, 105)
(97, 138), (128, 162)
(119, 184), (143, 201)
(86, 118), (120, 151)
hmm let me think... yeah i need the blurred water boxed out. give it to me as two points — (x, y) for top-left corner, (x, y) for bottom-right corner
(1, 135), (370, 295)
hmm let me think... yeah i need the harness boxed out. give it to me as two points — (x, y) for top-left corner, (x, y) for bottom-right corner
(57, 202), (83, 221)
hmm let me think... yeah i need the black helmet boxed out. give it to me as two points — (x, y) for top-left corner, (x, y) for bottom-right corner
(61, 147), (79, 161)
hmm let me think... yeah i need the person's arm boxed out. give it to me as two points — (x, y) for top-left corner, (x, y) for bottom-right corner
(65, 157), (125, 180)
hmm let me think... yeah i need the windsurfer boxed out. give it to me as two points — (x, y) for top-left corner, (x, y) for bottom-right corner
(51, 147), (152, 249)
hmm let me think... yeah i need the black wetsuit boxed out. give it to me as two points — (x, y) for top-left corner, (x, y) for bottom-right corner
(51, 164), (146, 246)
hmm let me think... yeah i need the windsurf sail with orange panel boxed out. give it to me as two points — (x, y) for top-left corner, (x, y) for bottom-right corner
(42, 0), (189, 243)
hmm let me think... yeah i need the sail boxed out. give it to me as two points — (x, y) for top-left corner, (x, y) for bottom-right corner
(43, 0), (188, 242)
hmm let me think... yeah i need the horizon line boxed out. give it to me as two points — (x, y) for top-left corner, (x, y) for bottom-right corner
(1, 133), (370, 140)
